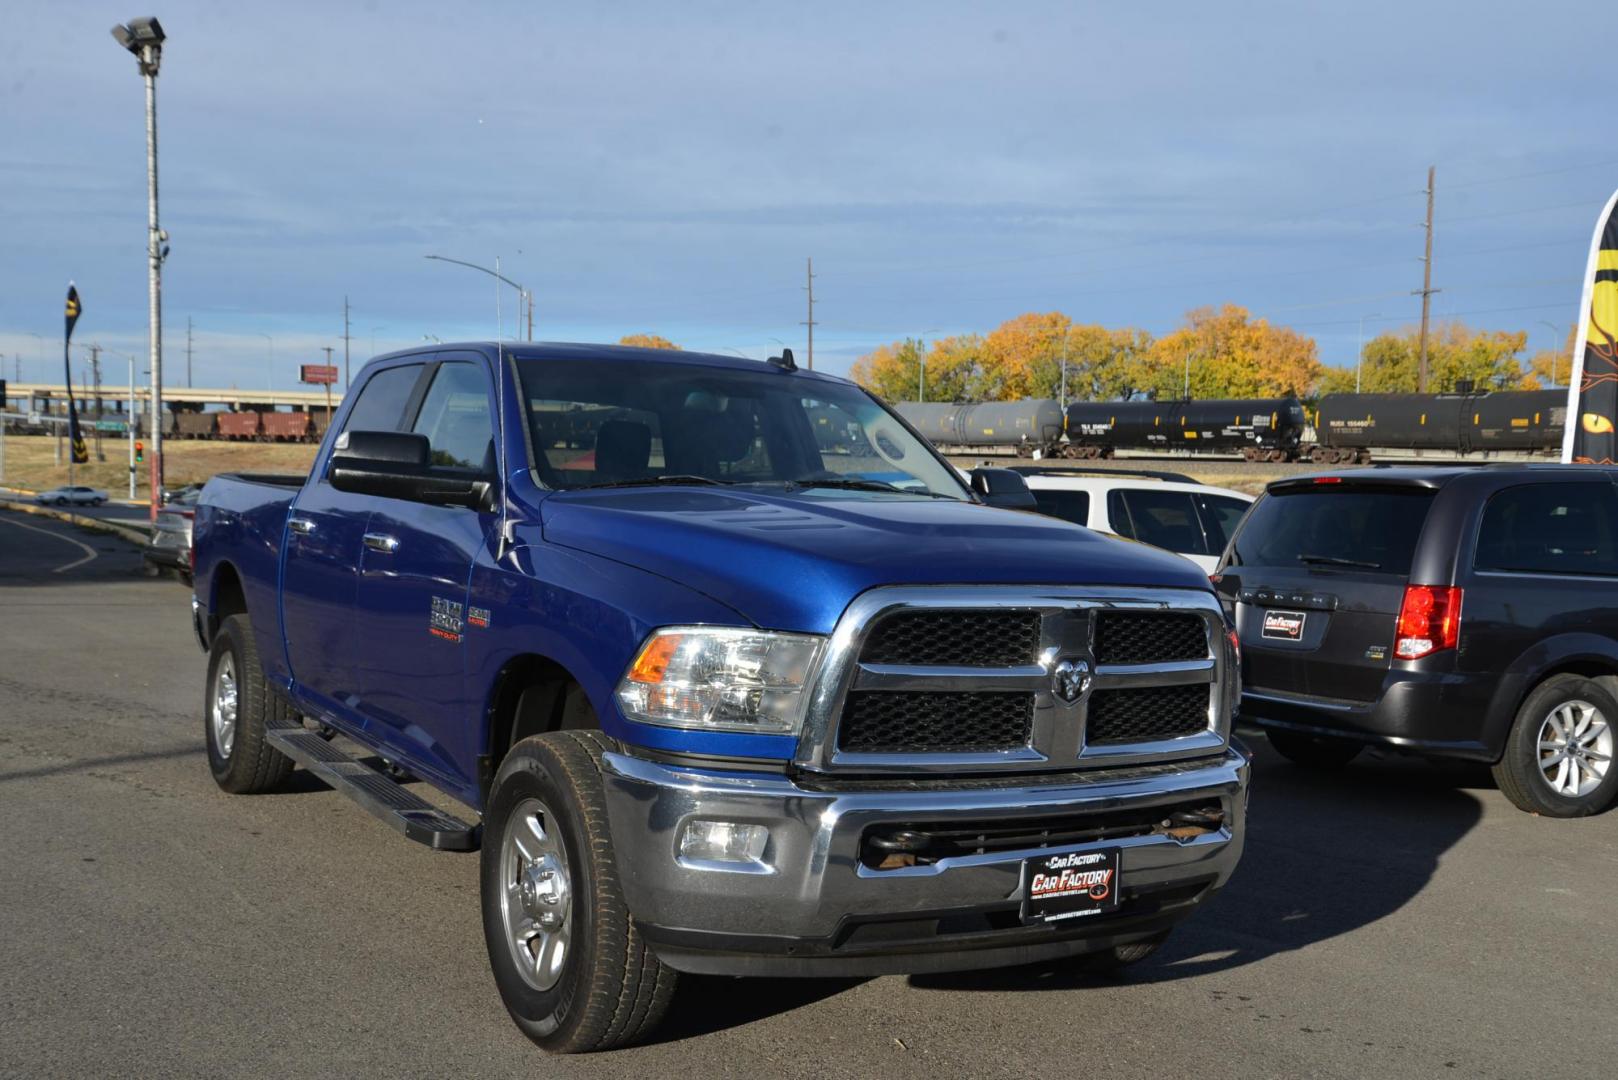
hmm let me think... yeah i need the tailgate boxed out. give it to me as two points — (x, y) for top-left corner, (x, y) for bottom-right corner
(1234, 570), (1406, 702)
(1218, 484), (1438, 704)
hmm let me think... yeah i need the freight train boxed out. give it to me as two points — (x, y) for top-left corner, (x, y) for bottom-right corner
(894, 389), (1569, 462)
(3, 408), (332, 443)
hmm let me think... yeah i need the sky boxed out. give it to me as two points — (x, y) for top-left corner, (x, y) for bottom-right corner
(1, 0), (1614, 393)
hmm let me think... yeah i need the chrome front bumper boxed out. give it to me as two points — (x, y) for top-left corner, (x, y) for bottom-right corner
(601, 747), (1248, 977)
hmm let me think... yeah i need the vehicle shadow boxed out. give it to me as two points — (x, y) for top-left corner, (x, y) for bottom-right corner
(651, 974), (870, 1044)
(909, 733), (1488, 994)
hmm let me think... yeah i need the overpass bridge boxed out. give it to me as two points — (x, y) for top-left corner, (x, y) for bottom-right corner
(5, 382), (344, 413)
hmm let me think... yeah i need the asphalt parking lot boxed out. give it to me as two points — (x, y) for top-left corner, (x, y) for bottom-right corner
(1, 508), (1615, 1079)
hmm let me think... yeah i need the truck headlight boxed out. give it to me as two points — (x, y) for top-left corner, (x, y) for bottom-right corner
(616, 627), (825, 735)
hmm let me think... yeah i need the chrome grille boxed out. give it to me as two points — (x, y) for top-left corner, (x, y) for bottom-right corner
(860, 610), (1040, 668)
(799, 586), (1230, 775)
(1093, 611), (1208, 665)
(1086, 684), (1211, 745)
(838, 691), (1033, 753)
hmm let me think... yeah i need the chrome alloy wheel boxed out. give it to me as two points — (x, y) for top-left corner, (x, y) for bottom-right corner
(212, 653), (239, 759)
(1537, 700), (1613, 799)
(499, 798), (573, 992)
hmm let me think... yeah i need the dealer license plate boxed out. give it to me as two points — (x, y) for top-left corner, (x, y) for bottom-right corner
(1020, 848), (1122, 925)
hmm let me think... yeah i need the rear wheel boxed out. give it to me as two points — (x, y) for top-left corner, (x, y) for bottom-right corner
(1492, 675), (1618, 817)
(1266, 728), (1363, 769)
(481, 730), (676, 1053)
(204, 613), (295, 794)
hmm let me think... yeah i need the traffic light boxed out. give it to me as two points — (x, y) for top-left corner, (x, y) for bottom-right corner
(135, 440), (144, 462)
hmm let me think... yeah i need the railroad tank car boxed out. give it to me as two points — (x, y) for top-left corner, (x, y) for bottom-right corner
(261, 412), (314, 442)
(174, 411), (217, 439)
(894, 400), (1064, 456)
(310, 410), (332, 442)
(1313, 390), (1565, 462)
(215, 411), (263, 441)
(1063, 397), (1308, 460)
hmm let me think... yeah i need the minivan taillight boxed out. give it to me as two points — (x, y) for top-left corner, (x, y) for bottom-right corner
(1395, 585), (1462, 660)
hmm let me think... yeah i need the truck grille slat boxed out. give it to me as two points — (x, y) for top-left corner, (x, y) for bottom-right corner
(1093, 611), (1208, 665)
(1086, 684), (1210, 744)
(838, 691), (1033, 754)
(860, 610), (1040, 668)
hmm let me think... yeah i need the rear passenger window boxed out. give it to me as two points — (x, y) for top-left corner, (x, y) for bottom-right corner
(1474, 483), (1618, 577)
(411, 363), (494, 473)
(1032, 489), (1091, 526)
(1110, 489), (1209, 555)
(1197, 494), (1250, 551)
(341, 364), (422, 435)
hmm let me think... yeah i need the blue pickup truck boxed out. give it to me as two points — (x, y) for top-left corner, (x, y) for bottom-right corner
(192, 342), (1248, 1053)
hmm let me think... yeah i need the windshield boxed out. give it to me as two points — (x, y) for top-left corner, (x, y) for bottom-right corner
(1228, 487), (1434, 575)
(515, 356), (970, 500)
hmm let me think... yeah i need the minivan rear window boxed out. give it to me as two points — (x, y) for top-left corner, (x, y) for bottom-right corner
(1229, 488), (1435, 575)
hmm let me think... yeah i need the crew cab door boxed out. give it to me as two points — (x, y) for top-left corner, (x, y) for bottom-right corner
(281, 360), (427, 714)
(350, 356), (500, 788)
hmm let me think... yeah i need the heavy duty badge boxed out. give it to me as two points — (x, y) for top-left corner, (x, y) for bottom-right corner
(429, 596), (464, 642)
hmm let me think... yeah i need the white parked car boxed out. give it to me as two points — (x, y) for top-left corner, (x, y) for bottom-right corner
(36, 485), (109, 507)
(1013, 466), (1253, 574)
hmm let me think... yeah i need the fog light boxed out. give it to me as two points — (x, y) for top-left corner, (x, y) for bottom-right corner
(679, 820), (769, 867)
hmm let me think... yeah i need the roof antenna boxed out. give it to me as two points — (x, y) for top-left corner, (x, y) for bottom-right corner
(768, 347), (797, 372)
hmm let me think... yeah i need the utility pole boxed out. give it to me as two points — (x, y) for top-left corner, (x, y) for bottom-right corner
(88, 345), (105, 461)
(343, 295), (352, 387)
(801, 257), (817, 370)
(112, 16), (167, 520)
(185, 316), (193, 387)
(128, 350), (136, 499)
(527, 291), (535, 341)
(1414, 165), (1440, 393)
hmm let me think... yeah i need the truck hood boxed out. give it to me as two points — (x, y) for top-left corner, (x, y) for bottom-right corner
(539, 488), (1212, 633)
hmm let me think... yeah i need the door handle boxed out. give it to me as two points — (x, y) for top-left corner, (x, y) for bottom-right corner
(288, 517), (316, 536)
(363, 532), (400, 554)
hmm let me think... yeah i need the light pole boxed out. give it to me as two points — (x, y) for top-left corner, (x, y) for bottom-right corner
(1183, 349), (1196, 399)
(1539, 321), (1566, 387)
(1356, 312), (1382, 394)
(258, 332), (274, 390)
(424, 255), (531, 340)
(112, 16), (166, 520)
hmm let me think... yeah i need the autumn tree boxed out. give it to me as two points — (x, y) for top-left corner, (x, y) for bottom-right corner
(1518, 327), (1577, 389)
(849, 335), (984, 402)
(1142, 305), (1321, 399)
(1318, 323), (1528, 394)
(619, 333), (680, 350)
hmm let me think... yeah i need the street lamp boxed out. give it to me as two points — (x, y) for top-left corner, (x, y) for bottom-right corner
(424, 255), (532, 340)
(111, 15), (166, 521)
(1539, 321), (1565, 387)
(1357, 313), (1382, 394)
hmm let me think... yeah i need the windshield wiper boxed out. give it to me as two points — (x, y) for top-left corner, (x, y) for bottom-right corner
(778, 477), (960, 499)
(570, 474), (737, 491)
(1297, 553), (1381, 569)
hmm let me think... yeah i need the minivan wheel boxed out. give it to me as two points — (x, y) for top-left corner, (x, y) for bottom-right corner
(481, 731), (676, 1053)
(1265, 729), (1363, 769)
(1493, 675), (1618, 817)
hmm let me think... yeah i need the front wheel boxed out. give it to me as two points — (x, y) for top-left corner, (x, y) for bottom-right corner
(1266, 728), (1363, 769)
(481, 731), (676, 1053)
(1492, 675), (1618, 817)
(55, 497), (67, 506)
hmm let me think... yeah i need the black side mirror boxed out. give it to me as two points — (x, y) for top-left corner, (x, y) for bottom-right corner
(329, 430), (496, 511)
(969, 467), (1037, 510)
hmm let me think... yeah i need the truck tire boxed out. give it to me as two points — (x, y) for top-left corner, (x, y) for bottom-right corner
(1265, 729), (1362, 769)
(481, 730), (676, 1053)
(204, 613), (295, 794)
(1492, 674), (1618, 817)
